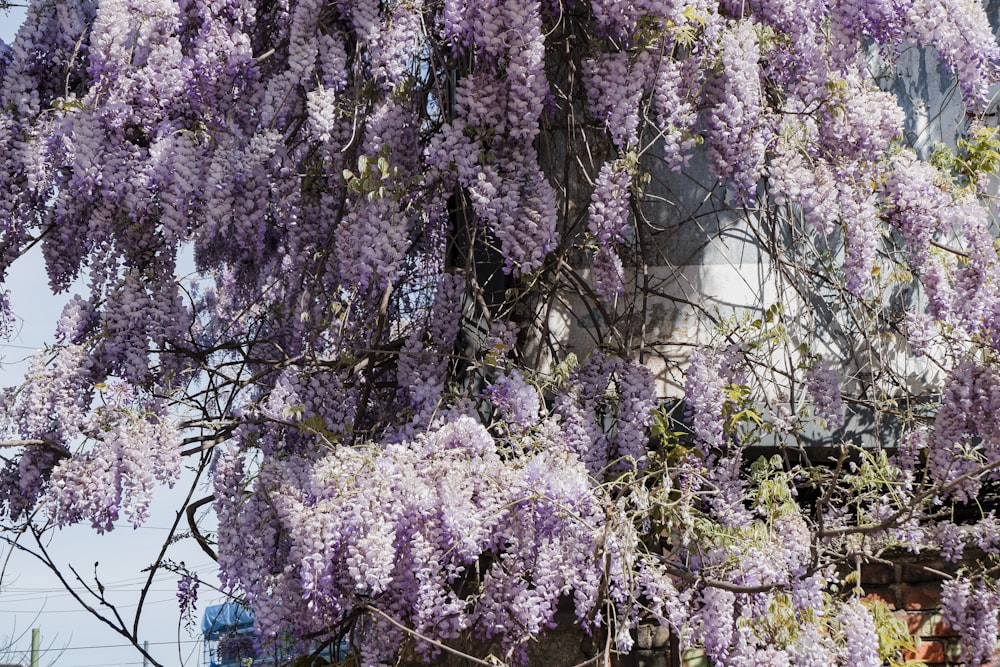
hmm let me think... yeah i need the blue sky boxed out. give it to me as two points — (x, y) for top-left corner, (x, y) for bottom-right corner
(0, 6), (221, 666)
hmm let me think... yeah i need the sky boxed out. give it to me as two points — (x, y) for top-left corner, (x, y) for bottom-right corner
(0, 6), (222, 667)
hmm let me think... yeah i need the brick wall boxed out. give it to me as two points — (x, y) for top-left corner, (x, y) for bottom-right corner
(409, 553), (998, 666)
(624, 553), (999, 667)
(857, 554), (986, 667)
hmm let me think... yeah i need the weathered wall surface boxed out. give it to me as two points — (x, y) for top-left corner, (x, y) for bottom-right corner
(532, 0), (1000, 403)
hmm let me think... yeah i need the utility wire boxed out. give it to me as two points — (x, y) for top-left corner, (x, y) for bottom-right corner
(32, 639), (203, 653)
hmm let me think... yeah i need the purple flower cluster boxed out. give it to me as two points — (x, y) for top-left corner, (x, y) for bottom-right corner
(588, 0), (643, 39)
(788, 624), (839, 667)
(588, 161), (632, 248)
(588, 161), (633, 301)
(804, 360), (844, 431)
(698, 587), (736, 663)
(487, 163), (559, 278)
(882, 155), (948, 263)
(684, 347), (729, 453)
(584, 52), (646, 150)
(905, 0), (1000, 106)
(935, 521), (966, 562)
(100, 269), (189, 384)
(337, 194), (412, 296)
(593, 247), (627, 303)
(355, 0), (423, 85)
(883, 152), (1000, 340)
(2, 0), (1000, 663)
(942, 577), (1000, 667)
(177, 574), (199, 629)
(818, 77), (903, 163)
(768, 141), (840, 235)
(653, 56), (701, 171)
(396, 274), (465, 432)
(684, 346), (743, 454)
(554, 351), (656, 477)
(770, 143), (885, 295)
(9, 345), (93, 447)
(553, 387), (606, 475)
(613, 361), (657, 466)
(703, 22), (768, 203)
(0, 444), (67, 522)
(487, 370), (541, 431)
(705, 455), (754, 528)
(432, 0), (557, 278)
(216, 634), (256, 665)
(929, 359), (1000, 503)
(1, 0), (92, 116)
(45, 405), (181, 532)
(213, 417), (611, 663)
(837, 599), (881, 667)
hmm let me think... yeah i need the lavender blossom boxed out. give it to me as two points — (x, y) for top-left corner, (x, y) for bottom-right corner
(804, 360), (845, 431)
(942, 577), (1000, 667)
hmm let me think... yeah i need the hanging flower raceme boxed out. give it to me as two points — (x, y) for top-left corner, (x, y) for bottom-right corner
(588, 160), (633, 301)
(942, 576), (1000, 667)
(684, 346), (745, 455)
(703, 21), (769, 203)
(213, 416), (617, 662)
(928, 359), (1000, 503)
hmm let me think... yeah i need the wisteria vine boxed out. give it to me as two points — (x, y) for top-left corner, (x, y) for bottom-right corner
(0, 0), (999, 665)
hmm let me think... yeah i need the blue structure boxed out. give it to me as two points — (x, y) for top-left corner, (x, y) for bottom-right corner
(202, 603), (255, 640)
(201, 602), (347, 666)
(201, 603), (258, 667)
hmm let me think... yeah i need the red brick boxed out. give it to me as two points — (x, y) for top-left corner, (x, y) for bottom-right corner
(905, 611), (958, 638)
(901, 560), (952, 582)
(900, 582), (942, 610)
(860, 562), (897, 585)
(904, 638), (944, 663)
(862, 586), (897, 610)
